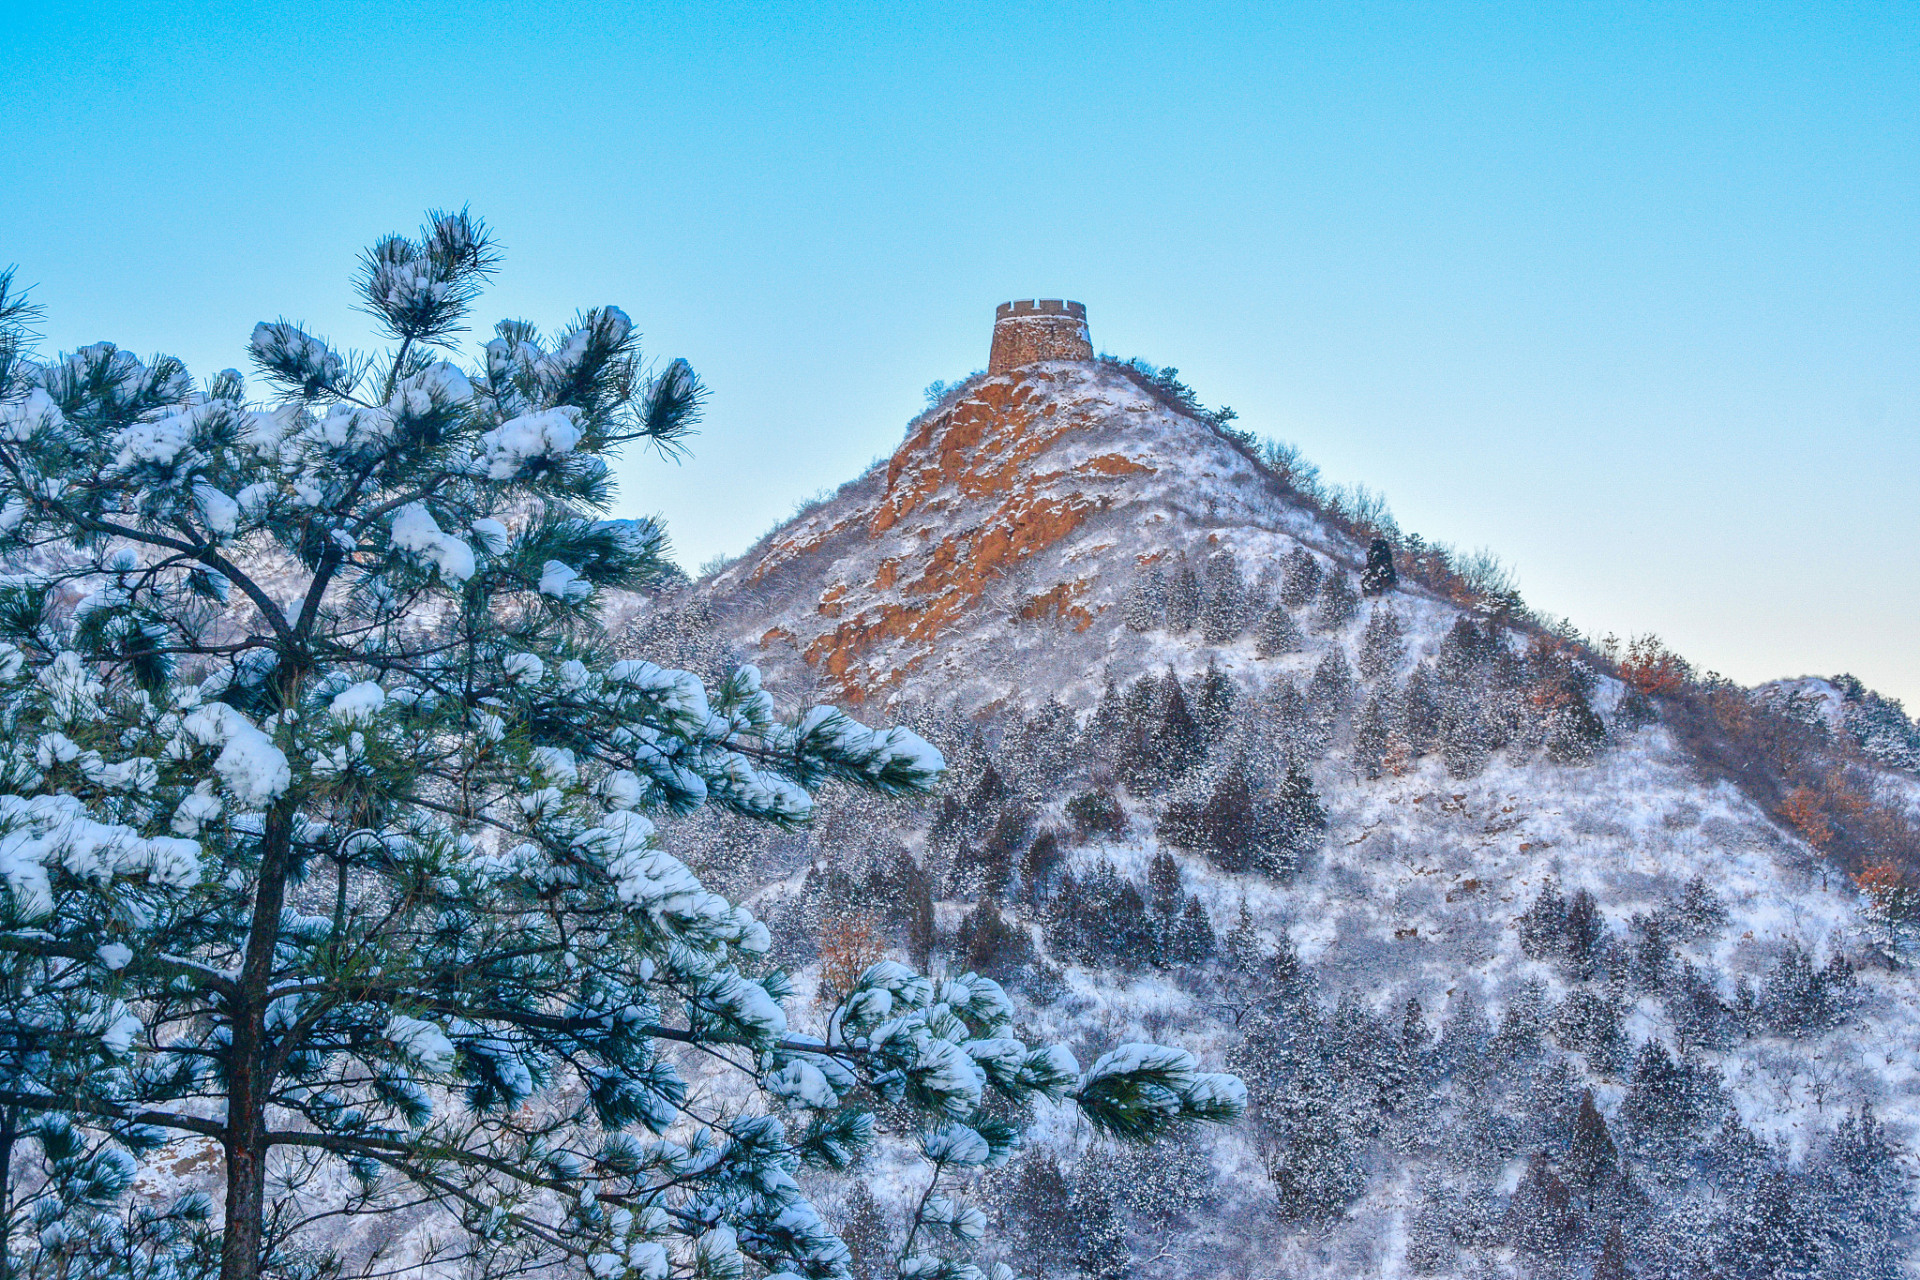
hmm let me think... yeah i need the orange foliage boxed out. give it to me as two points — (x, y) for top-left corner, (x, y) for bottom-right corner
(1779, 786), (1832, 849)
(815, 915), (890, 1008)
(1618, 634), (1693, 697)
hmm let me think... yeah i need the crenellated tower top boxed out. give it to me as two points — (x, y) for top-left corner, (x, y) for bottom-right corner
(988, 299), (1093, 373)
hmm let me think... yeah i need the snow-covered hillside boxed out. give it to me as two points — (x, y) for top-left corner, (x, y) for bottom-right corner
(644, 358), (1920, 1279)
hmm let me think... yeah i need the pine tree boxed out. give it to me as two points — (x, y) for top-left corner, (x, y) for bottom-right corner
(1815, 1104), (1911, 1280)
(839, 1180), (893, 1280)
(1403, 1179), (1460, 1273)
(1146, 846), (1184, 924)
(1085, 676), (1128, 765)
(1434, 985), (1492, 1076)
(1070, 1171), (1131, 1280)
(1305, 646), (1356, 729)
(1199, 551), (1248, 643)
(1278, 545), (1323, 608)
(1357, 606), (1406, 680)
(1493, 977), (1548, 1062)
(1171, 897), (1217, 965)
(1252, 602), (1303, 657)
(1402, 997), (1429, 1053)
(1506, 1154), (1579, 1260)
(1188, 656), (1237, 741)
(1312, 568), (1360, 632)
(1360, 536), (1398, 595)
(1553, 989), (1628, 1075)
(1271, 765), (1328, 872)
(956, 898), (1035, 978)
(1621, 1040), (1717, 1172)
(1566, 1090), (1620, 1192)
(1020, 828), (1066, 899)
(1137, 674), (1207, 791)
(1352, 686), (1397, 779)
(1401, 664), (1443, 754)
(1594, 1220), (1632, 1280)
(997, 1152), (1080, 1280)
(1164, 555), (1201, 633)
(1123, 563), (1166, 632)
(1518, 877), (1569, 959)
(1225, 900), (1263, 974)
(0, 217), (1243, 1280)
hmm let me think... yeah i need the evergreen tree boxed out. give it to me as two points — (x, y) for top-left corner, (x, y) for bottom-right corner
(1403, 1179), (1461, 1273)
(1164, 555), (1201, 634)
(1492, 977), (1548, 1062)
(839, 1180), (893, 1280)
(1278, 545), (1323, 608)
(1225, 900), (1263, 974)
(1518, 877), (1570, 959)
(1506, 1154), (1580, 1261)
(1352, 686), (1397, 779)
(1126, 673), (1207, 792)
(1438, 704), (1496, 778)
(1084, 677), (1129, 766)
(1564, 887), (1606, 980)
(1594, 1220), (1632, 1280)
(1305, 647), (1356, 738)
(996, 1153), (1080, 1280)
(1356, 606), (1405, 680)
(0, 217), (1242, 1280)
(1620, 1041), (1720, 1173)
(1146, 846), (1184, 924)
(1401, 997), (1429, 1054)
(1070, 1171), (1131, 1280)
(1565, 1090), (1620, 1192)
(1271, 765), (1328, 873)
(1716, 1169), (1820, 1280)
(1187, 657), (1237, 741)
(1064, 787), (1127, 840)
(1199, 551), (1248, 643)
(1629, 910), (1675, 993)
(1171, 897), (1218, 965)
(1312, 568), (1360, 631)
(1122, 564), (1165, 632)
(1020, 828), (1066, 899)
(956, 898), (1035, 979)
(1553, 989), (1628, 1075)
(1360, 536), (1398, 595)
(1252, 603), (1303, 657)
(1434, 985), (1492, 1077)
(1266, 1069), (1368, 1222)
(1401, 664), (1443, 755)
(1814, 1104), (1910, 1280)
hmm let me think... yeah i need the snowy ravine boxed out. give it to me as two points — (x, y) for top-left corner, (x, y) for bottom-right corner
(642, 357), (1920, 1278)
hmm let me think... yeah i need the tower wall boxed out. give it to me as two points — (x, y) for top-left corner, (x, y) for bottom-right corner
(988, 299), (1093, 373)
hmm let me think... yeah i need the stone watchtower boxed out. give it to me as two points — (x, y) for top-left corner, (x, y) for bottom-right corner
(988, 299), (1093, 374)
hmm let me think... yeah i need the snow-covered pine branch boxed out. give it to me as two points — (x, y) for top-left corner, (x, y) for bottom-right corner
(0, 213), (1241, 1280)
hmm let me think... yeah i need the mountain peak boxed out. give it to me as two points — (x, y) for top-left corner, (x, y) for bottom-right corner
(702, 355), (1349, 708)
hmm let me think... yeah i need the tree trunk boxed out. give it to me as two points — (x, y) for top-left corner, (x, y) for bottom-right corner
(219, 805), (296, 1280)
(0, 1102), (18, 1280)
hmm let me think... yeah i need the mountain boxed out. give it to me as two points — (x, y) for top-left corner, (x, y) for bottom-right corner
(638, 307), (1920, 1279)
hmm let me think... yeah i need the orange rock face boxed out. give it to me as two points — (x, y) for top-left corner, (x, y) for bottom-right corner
(751, 367), (1156, 700)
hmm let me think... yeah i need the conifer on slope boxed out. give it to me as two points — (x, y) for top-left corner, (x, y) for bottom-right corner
(0, 218), (1242, 1280)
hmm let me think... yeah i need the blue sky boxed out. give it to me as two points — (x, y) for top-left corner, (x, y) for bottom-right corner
(4, 1), (1916, 702)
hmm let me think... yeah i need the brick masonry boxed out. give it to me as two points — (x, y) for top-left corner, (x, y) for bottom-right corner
(988, 299), (1093, 373)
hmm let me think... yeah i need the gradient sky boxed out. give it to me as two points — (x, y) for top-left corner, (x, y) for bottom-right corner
(5, 1), (1916, 702)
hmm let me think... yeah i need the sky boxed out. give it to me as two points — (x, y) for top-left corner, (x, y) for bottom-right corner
(4, 1), (1916, 703)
